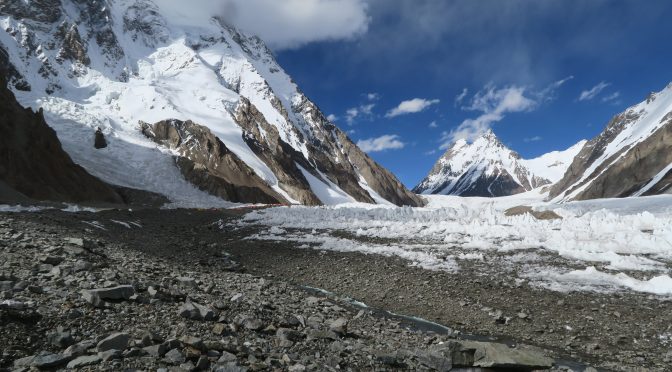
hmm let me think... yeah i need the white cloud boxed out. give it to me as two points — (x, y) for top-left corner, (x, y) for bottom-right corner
(442, 85), (536, 147)
(367, 93), (380, 101)
(327, 114), (338, 122)
(579, 81), (610, 101)
(441, 79), (571, 147)
(386, 98), (440, 118)
(523, 136), (543, 143)
(429, 121), (438, 128)
(221, 0), (370, 50)
(357, 134), (405, 152)
(536, 76), (574, 102)
(602, 91), (621, 102)
(345, 103), (376, 124)
(455, 88), (469, 106)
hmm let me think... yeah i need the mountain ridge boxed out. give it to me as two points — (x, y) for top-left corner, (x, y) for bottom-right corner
(413, 129), (569, 197)
(0, 0), (423, 207)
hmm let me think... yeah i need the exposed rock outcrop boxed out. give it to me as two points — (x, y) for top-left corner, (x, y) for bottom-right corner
(141, 119), (286, 204)
(94, 128), (107, 149)
(234, 97), (425, 207)
(233, 98), (322, 205)
(0, 78), (123, 204)
(56, 24), (90, 66)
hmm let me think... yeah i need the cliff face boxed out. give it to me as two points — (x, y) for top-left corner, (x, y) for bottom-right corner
(0, 78), (123, 204)
(141, 119), (286, 205)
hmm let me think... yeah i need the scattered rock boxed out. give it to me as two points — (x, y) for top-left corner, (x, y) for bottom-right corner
(82, 285), (135, 308)
(179, 299), (216, 321)
(329, 317), (348, 335)
(504, 206), (562, 220)
(66, 355), (102, 369)
(47, 329), (75, 348)
(31, 353), (72, 369)
(165, 348), (186, 365)
(94, 127), (107, 149)
(97, 332), (131, 352)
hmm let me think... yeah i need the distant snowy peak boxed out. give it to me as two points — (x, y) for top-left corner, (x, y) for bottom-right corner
(522, 140), (587, 184)
(0, 0), (423, 207)
(414, 130), (551, 197)
(550, 82), (672, 201)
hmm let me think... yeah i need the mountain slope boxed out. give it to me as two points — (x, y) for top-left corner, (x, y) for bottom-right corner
(0, 76), (124, 204)
(521, 140), (587, 184)
(0, 0), (423, 207)
(414, 130), (551, 197)
(550, 83), (672, 201)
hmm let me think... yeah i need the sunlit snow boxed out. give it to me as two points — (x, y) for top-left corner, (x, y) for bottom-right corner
(236, 192), (672, 296)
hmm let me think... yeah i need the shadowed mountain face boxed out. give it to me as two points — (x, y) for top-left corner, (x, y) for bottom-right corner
(0, 78), (123, 204)
(550, 84), (672, 201)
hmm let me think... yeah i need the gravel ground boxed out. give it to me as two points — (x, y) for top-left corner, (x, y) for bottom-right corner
(1, 208), (669, 371)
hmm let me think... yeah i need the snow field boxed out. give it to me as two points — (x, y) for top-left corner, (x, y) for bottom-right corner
(236, 194), (672, 296)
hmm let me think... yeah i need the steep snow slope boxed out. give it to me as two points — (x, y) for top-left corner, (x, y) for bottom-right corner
(0, 0), (422, 207)
(521, 140), (587, 184)
(414, 130), (550, 197)
(550, 83), (672, 201)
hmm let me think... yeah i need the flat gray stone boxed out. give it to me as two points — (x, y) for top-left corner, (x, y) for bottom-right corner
(165, 348), (186, 365)
(143, 344), (168, 357)
(66, 355), (102, 369)
(97, 332), (130, 352)
(82, 285), (135, 308)
(31, 353), (71, 369)
(329, 318), (348, 335)
(459, 341), (554, 369)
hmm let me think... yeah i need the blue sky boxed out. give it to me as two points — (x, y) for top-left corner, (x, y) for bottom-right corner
(229, 0), (672, 187)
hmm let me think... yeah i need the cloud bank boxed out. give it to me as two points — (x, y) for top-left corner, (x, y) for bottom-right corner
(221, 0), (370, 50)
(578, 81), (610, 101)
(386, 98), (440, 118)
(442, 78), (570, 147)
(357, 135), (405, 152)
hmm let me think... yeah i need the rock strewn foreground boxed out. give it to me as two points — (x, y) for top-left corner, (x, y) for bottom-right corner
(0, 211), (564, 371)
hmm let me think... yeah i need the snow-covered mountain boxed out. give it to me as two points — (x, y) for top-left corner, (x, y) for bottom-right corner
(521, 140), (587, 184)
(414, 130), (560, 197)
(550, 83), (672, 201)
(0, 0), (423, 207)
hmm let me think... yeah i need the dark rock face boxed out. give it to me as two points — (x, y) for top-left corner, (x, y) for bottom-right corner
(0, 47), (30, 91)
(56, 24), (90, 66)
(336, 131), (426, 206)
(0, 78), (123, 204)
(233, 98), (325, 206)
(449, 169), (526, 197)
(0, 0), (62, 23)
(234, 97), (425, 207)
(141, 119), (286, 204)
(94, 128), (107, 149)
